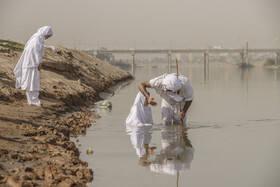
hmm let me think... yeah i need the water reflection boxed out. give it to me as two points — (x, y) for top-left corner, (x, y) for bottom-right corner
(240, 67), (249, 93)
(82, 63), (280, 187)
(126, 124), (194, 179)
(150, 125), (194, 176)
(263, 67), (280, 81)
(126, 124), (155, 165)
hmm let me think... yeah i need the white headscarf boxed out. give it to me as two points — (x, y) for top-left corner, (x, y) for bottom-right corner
(14, 26), (53, 89)
(162, 74), (181, 93)
(25, 26), (53, 49)
(126, 92), (153, 127)
(162, 74), (183, 102)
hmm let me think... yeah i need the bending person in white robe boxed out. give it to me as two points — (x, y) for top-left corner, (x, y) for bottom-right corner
(13, 26), (53, 107)
(138, 73), (194, 125)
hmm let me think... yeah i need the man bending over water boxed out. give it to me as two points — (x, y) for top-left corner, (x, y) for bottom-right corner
(138, 73), (194, 125)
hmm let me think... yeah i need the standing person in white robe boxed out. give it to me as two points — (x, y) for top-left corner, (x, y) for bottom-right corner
(138, 73), (194, 125)
(13, 26), (53, 107)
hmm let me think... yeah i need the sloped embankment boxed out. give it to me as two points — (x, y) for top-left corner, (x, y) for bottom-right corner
(0, 41), (132, 186)
(0, 41), (132, 106)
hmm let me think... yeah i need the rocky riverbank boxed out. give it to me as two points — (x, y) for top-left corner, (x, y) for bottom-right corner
(0, 41), (133, 186)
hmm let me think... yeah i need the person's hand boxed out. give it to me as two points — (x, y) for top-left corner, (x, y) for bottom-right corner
(38, 63), (42, 71)
(148, 96), (157, 106)
(179, 110), (186, 119)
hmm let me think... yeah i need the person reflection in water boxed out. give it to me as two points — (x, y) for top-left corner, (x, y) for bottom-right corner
(126, 121), (194, 174)
(126, 124), (156, 167)
(126, 92), (156, 166)
(149, 125), (194, 175)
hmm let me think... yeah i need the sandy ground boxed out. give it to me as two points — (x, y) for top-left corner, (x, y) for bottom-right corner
(0, 45), (132, 186)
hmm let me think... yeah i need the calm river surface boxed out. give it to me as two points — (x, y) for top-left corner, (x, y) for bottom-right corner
(73, 62), (280, 187)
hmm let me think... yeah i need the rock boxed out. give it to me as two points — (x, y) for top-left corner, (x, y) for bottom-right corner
(23, 172), (37, 180)
(57, 178), (74, 187)
(64, 169), (74, 175)
(20, 123), (35, 130)
(6, 176), (20, 187)
(84, 168), (94, 182)
(86, 148), (94, 155)
(75, 170), (84, 179)
(24, 167), (33, 172)
(44, 165), (63, 180)
(33, 168), (44, 180)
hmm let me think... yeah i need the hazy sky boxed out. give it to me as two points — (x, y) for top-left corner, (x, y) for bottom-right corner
(0, 0), (279, 49)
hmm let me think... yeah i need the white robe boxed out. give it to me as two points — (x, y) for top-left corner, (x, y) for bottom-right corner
(14, 26), (53, 91)
(13, 26), (53, 106)
(149, 73), (194, 125)
(126, 92), (153, 157)
(26, 90), (41, 106)
(126, 92), (153, 127)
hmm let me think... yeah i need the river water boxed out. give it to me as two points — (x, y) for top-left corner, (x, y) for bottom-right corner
(73, 62), (280, 187)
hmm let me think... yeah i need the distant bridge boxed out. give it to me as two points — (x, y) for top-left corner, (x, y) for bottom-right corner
(86, 48), (280, 54)
(85, 43), (280, 77)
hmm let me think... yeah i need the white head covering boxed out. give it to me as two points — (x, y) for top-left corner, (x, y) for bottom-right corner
(126, 92), (153, 127)
(37, 26), (53, 36)
(162, 74), (183, 102)
(13, 26), (53, 89)
(162, 74), (181, 93)
(25, 26), (53, 49)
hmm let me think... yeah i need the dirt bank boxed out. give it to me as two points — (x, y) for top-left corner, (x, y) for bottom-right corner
(0, 42), (133, 186)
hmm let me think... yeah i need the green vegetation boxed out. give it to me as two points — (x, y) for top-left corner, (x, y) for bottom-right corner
(264, 58), (276, 66)
(0, 39), (24, 52)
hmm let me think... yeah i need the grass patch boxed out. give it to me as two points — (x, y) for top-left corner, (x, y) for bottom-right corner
(0, 39), (24, 52)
